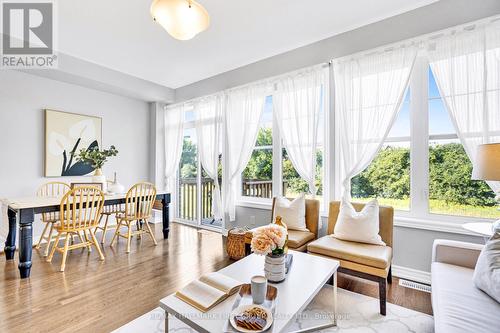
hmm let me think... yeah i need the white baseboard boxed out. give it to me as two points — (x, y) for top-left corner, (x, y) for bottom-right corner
(392, 265), (431, 285)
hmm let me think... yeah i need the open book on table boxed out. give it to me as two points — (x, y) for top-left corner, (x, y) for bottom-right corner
(175, 272), (243, 312)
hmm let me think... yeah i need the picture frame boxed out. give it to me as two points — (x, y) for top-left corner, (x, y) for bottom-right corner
(44, 109), (102, 177)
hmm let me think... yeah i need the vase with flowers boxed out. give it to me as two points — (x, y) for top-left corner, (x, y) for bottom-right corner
(76, 145), (118, 192)
(251, 223), (288, 283)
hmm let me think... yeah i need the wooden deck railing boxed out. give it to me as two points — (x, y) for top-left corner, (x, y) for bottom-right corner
(241, 180), (273, 199)
(178, 178), (276, 221)
(178, 178), (214, 221)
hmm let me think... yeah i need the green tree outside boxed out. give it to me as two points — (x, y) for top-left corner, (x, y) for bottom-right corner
(352, 143), (496, 207)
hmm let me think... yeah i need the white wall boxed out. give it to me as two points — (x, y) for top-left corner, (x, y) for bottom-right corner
(0, 69), (152, 249)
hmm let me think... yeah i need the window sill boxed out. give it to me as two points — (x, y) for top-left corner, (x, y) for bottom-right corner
(236, 199), (327, 219)
(394, 216), (492, 236)
(236, 199), (272, 210)
(236, 200), (492, 236)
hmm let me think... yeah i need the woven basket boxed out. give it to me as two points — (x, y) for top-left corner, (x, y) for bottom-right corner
(227, 227), (247, 260)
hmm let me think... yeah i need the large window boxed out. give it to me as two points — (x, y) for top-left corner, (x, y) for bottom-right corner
(240, 92), (327, 203)
(351, 90), (411, 211)
(241, 96), (273, 199)
(427, 69), (497, 218)
(352, 60), (498, 220)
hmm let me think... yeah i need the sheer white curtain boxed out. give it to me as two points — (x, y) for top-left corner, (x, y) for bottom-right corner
(224, 83), (269, 221)
(273, 65), (328, 195)
(334, 46), (417, 197)
(428, 22), (500, 193)
(194, 93), (224, 220)
(164, 103), (185, 193)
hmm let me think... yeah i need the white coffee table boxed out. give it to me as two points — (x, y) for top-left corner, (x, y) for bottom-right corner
(159, 250), (340, 333)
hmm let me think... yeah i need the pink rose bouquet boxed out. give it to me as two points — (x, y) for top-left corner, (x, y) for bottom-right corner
(250, 224), (287, 256)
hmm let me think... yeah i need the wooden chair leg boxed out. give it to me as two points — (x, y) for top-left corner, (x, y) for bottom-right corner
(379, 278), (387, 316)
(76, 231), (84, 244)
(126, 223), (132, 253)
(83, 230), (92, 253)
(110, 220), (122, 246)
(47, 232), (61, 262)
(36, 222), (50, 249)
(60, 234), (71, 272)
(387, 266), (393, 284)
(89, 230), (105, 261)
(136, 220), (142, 239)
(43, 223), (55, 257)
(144, 220), (157, 245)
(100, 214), (110, 244)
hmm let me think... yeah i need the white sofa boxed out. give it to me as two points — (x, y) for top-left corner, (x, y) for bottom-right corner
(431, 239), (500, 333)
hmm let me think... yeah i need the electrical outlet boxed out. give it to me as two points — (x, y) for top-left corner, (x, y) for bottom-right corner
(250, 215), (256, 226)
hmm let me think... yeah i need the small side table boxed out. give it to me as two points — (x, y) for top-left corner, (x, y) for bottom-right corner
(463, 222), (495, 243)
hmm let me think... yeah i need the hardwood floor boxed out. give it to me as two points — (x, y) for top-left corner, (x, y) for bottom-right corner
(0, 223), (431, 333)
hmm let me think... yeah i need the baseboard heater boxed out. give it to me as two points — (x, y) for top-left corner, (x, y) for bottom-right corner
(399, 278), (432, 293)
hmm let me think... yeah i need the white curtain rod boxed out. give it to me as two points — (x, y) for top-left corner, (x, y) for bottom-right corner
(331, 14), (500, 64)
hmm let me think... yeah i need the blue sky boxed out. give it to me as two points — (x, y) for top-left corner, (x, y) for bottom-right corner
(389, 68), (455, 138)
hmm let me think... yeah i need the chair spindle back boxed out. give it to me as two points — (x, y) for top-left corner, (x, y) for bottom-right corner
(124, 182), (157, 220)
(59, 186), (105, 231)
(37, 182), (70, 222)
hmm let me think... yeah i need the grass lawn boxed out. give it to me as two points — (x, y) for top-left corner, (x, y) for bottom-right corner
(354, 197), (500, 219)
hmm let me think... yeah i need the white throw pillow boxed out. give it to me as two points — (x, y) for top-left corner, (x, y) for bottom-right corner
(333, 198), (385, 246)
(473, 232), (500, 304)
(273, 194), (308, 231)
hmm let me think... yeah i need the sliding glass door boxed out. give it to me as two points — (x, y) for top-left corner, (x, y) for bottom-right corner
(177, 126), (222, 229)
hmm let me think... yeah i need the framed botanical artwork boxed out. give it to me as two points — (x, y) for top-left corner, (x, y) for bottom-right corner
(45, 109), (102, 177)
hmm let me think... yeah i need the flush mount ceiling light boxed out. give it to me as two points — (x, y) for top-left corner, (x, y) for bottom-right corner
(151, 0), (210, 41)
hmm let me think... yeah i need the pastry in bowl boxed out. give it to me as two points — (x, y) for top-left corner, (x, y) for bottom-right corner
(230, 305), (273, 332)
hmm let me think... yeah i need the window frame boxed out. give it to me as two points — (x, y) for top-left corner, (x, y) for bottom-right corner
(345, 56), (496, 229)
(398, 56), (495, 225)
(179, 57), (496, 234)
(237, 88), (330, 213)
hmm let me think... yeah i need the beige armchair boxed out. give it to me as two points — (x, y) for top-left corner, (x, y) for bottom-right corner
(307, 201), (394, 315)
(245, 197), (320, 253)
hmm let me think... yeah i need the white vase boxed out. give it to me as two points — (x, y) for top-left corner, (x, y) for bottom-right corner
(264, 254), (286, 283)
(107, 172), (125, 194)
(92, 168), (107, 193)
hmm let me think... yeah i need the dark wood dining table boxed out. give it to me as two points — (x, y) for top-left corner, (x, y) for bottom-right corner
(2, 191), (171, 279)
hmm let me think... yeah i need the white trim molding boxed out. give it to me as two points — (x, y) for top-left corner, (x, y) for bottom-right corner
(395, 216), (490, 236)
(392, 265), (431, 285)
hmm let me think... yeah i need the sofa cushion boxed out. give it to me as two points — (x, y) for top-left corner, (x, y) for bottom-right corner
(473, 233), (500, 303)
(287, 230), (316, 249)
(432, 262), (500, 333)
(307, 236), (391, 269)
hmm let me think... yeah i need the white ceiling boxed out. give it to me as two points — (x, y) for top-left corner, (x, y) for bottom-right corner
(58, 0), (438, 89)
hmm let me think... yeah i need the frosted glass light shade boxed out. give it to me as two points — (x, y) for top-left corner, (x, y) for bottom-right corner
(472, 143), (500, 181)
(151, 0), (210, 41)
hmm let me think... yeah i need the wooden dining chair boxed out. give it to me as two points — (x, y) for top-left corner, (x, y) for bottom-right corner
(94, 204), (124, 244)
(110, 182), (157, 253)
(35, 182), (71, 256)
(47, 186), (105, 272)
